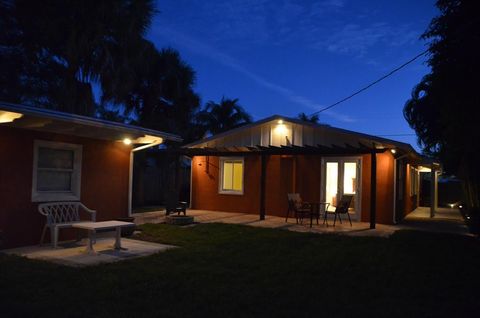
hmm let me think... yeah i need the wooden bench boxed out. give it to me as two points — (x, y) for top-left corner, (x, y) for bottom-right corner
(38, 202), (96, 248)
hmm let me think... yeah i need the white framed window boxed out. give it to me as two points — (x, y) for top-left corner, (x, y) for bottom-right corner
(31, 140), (82, 202)
(219, 157), (244, 195)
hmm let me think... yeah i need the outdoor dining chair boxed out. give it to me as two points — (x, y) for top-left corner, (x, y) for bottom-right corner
(286, 193), (319, 227)
(323, 194), (354, 227)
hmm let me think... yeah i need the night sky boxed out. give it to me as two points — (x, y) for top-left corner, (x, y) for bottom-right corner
(148, 0), (438, 150)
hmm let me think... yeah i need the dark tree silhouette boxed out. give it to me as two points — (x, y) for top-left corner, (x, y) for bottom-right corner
(298, 112), (319, 123)
(0, 1), (203, 143)
(197, 97), (252, 135)
(404, 0), (480, 214)
(0, 0), (156, 116)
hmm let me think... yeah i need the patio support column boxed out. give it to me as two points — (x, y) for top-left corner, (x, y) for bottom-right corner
(260, 154), (267, 220)
(370, 150), (377, 229)
(430, 164), (437, 218)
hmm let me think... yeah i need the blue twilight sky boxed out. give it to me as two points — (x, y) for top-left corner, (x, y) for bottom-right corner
(147, 0), (438, 150)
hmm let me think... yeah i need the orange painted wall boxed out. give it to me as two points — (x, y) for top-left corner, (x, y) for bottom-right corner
(192, 153), (397, 224)
(360, 152), (395, 224)
(191, 156), (261, 214)
(0, 126), (131, 248)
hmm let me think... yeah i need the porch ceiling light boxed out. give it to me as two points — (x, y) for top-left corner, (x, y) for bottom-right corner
(277, 119), (283, 124)
(0, 111), (23, 123)
(123, 138), (132, 145)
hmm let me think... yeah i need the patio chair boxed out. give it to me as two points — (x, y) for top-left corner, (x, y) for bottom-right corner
(286, 193), (318, 227)
(323, 194), (354, 227)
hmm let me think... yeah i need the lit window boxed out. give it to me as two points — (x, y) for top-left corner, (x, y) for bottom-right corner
(32, 140), (82, 202)
(220, 157), (244, 194)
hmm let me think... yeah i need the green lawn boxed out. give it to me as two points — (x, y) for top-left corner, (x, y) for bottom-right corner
(1, 224), (479, 317)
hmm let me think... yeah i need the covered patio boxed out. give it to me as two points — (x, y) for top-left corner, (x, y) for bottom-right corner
(166, 143), (387, 229)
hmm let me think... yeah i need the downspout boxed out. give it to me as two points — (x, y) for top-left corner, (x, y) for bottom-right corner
(128, 140), (162, 216)
(393, 153), (409, 224)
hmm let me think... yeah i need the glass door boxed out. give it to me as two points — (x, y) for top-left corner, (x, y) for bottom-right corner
(322, 158), (361, 218)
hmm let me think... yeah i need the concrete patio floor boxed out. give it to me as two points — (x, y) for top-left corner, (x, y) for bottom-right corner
(4, 237), (175, 267)
(135, 209), (400, 237)
(134, 207), (470, 237)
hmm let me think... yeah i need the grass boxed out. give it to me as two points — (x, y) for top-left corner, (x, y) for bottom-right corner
(1, 223), (479, 317)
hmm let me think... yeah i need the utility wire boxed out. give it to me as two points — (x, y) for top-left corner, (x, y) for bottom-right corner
(310, 49), (429, 116)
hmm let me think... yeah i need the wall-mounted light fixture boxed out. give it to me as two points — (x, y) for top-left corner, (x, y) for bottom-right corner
(390, 149), (397, 154)
(123, 138), (132, 145)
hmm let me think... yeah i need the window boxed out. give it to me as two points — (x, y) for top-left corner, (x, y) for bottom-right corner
(32, 140), (82, 202)
(219, 157), (244, 194)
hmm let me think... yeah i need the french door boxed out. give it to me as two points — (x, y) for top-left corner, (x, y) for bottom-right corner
(321, 157), (362, 220)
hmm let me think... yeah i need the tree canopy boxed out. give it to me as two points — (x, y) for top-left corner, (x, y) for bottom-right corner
(197, 97), (252, 136)
(0, 0), (208, 143)
(0, 0), (157, 115)
(297, 112), (319, 124)
(404, 0), (480, 208)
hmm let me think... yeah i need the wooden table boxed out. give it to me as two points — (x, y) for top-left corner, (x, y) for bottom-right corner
(72, 221), (135, 255)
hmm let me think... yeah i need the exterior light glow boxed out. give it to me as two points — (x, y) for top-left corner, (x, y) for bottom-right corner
(390, 149), (396, 154)
(123, 138), (132, 145)
(0, 111), (23, 123)
(277, 119), (283, 124)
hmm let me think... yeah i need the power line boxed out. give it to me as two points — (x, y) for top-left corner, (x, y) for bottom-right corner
(310, 49), (429, 116)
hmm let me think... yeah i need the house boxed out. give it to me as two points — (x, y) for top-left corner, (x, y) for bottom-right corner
(181, 115), (440, 226)
(0, 102), (181, 248)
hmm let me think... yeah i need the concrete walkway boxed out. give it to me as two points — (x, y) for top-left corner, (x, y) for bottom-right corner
(400, 206), (469, 236)
(134, 207), (471, 237)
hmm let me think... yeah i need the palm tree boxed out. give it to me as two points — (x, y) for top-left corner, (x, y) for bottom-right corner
(1, 0), (156, 116)
(197, 97), (252, 135)
(298, 112), (319, 123)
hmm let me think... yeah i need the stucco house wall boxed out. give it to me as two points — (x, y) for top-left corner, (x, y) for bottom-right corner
(0, 126), (130, 248)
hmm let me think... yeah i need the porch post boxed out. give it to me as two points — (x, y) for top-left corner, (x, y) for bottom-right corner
(260, 154), (267, 220)
(370, 150), (377, 229)
(430, 164), (437, 218)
